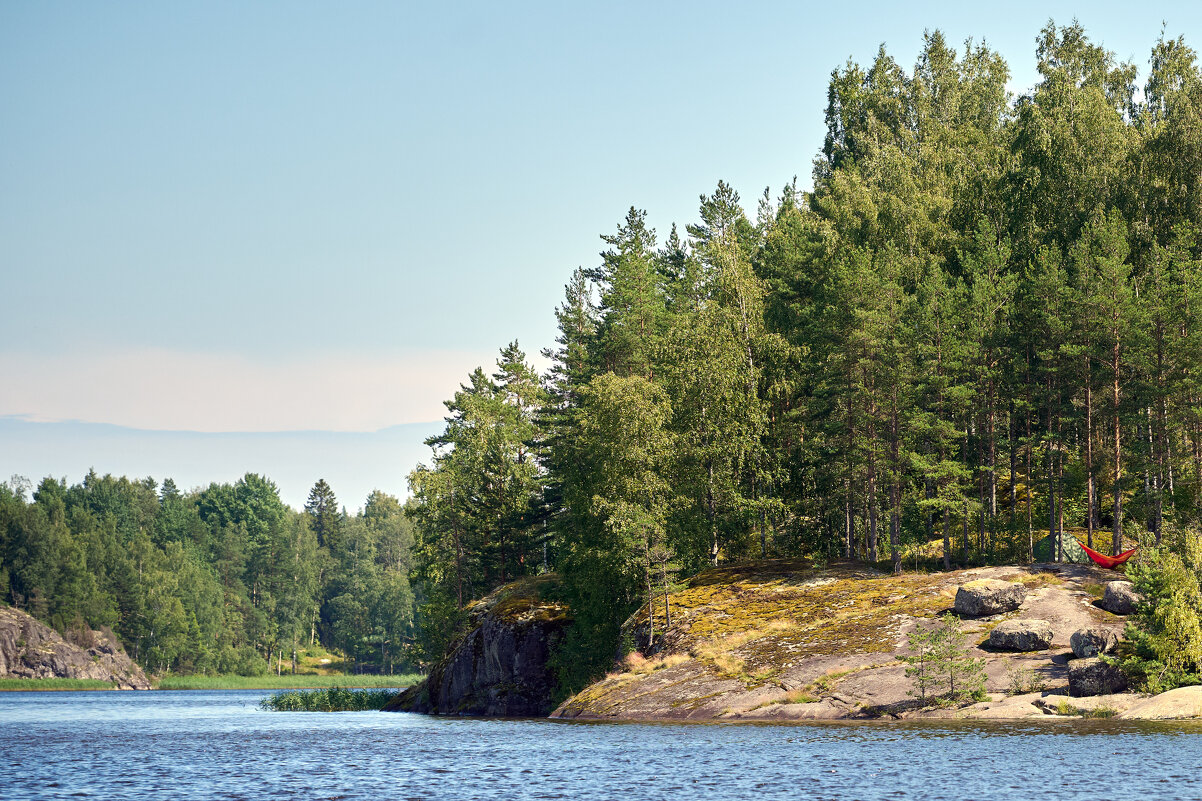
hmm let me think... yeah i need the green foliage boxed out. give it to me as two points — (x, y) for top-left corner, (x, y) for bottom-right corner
(456, 24), (1202, 692)
(258, 686), (402, 712)
(1118, 545), (1202, 692)
(305, 479), (341, 550)
(903, 613), (988, 705)
(0, 473), (416, 678)
(1006, 665), (1047, 695)
(158, 673), (419, 690)
(406, 342), (548, 664)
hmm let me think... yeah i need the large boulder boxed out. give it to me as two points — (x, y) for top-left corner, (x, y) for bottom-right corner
(954, 580), (1028, 617)
(0, 605), (149, 689)
(385, 575), (571, 717)
(988, 619), (1054, 651)
(1068, 657), (1128, 697)
(1070, 627), (1119, 659)
(1101, 581), (1141, 615)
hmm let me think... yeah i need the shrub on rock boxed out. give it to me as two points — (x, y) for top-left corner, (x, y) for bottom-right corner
(954, 580), (1027, 617)
(988, 619), (1053, 651)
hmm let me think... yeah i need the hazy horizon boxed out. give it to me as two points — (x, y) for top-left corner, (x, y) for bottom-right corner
(1, 415), (441, 511)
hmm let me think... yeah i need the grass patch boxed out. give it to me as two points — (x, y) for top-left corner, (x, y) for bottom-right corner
(754, 688), (821, 709)
(259, 686), (401, 712)
(621, 652), (690, 675)
(157, 673), (421, 690)
(0, 677), (118, 691)
(1052, 698), (1119, 718)
(709, 652), (747, 679)
(1002, 570), (1065, 588)
(812, 668), (852, 693)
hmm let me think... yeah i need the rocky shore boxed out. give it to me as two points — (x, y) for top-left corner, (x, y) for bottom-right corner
(0, 605), (150, 689)
(551, 560), (1191, 722)
(386, 559), (1202, 722)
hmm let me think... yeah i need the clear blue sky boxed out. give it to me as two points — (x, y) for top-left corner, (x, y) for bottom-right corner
(3, 1), (1200, 507)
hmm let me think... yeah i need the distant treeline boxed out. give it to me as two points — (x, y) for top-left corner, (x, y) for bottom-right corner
(0, 473), (415, 676)
(406, 23), (1202, 691)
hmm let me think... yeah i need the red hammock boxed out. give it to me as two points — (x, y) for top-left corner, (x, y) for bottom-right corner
(1078, 539), (1139, 569)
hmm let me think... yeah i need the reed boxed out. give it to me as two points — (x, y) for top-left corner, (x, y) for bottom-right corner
(258, 686), (402, 712)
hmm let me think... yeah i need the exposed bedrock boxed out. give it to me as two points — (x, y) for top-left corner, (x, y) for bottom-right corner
(384, 575), (570, 716)
(0, 605), (150, 689)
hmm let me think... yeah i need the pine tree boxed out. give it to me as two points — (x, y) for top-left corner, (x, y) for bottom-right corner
(305, 479), (341, 550)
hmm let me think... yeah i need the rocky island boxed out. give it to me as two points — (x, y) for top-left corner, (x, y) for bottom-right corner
(392, 559), (1202, 722)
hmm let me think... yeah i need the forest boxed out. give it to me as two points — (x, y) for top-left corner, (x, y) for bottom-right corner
(3, 23), (1202, 686)
(406, 23), (1202, 690)
(0, 473), (415, 675)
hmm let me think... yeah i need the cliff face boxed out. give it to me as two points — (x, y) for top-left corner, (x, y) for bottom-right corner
(385, 575), (570, 716)
(0, 605), (150, 689)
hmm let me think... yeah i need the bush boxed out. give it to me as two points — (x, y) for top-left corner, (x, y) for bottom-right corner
(1117, 547), (1202, 693)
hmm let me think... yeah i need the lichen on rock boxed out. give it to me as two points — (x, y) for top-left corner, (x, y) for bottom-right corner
(1068, 657), (1128, 697)
(954, 579), (1027, 617)
(1070, 627), (1119, 659)
(988, 619), (1054, 652)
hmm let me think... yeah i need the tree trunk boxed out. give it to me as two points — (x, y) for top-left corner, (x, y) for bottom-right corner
(1047, 376), (1056, 561)
(845, 487), (854, 560)
(988, 377), (997, 558)
(942, 498), (951, 571)
(1085, 353), (1094, 550)
(646, 566), (655, 651)
(1112, 335), (1123, 556)
(868, 462), (879, 563)
(890, 400), (901, 575)
(707, 457), (718, 566)
(1009, 404), (1017, 529)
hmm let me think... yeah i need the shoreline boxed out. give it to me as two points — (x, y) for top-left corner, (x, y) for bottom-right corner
(0, 675), (421, 692)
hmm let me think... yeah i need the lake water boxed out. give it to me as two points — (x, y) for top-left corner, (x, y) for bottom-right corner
(2, 690), (1202, 800)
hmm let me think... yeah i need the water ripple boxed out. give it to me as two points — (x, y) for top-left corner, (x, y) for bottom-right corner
(2, 691), (1202, 800)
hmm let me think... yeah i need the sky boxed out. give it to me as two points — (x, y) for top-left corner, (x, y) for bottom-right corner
(3, 1), (1201, 509)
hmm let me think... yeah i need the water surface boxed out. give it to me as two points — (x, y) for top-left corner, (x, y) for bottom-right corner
(2, 690), (1200, 800)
